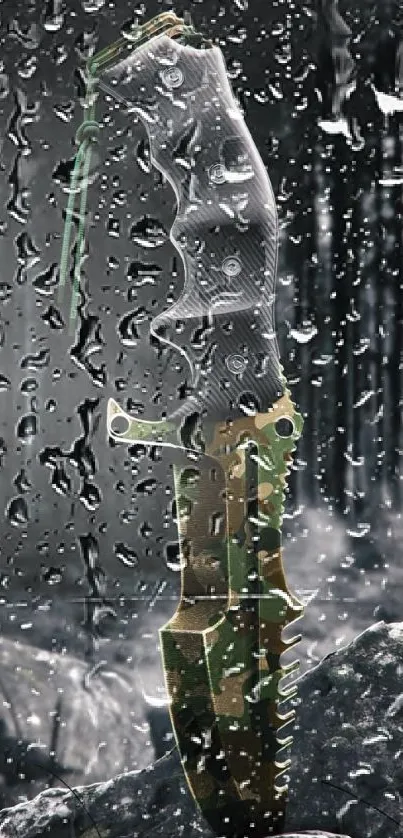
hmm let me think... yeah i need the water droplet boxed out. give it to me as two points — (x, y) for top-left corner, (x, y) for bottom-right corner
(33, 263), (59, 295)
(136, 137), (152, 174)
(141, 689), (169, 708)
(346, 523), (371, 539)
(127, 260), (162, 288)
(0, 374), (11, 392)
(165, 542), (185, 572)
(42, 305), (64, 329)
(21, 348), (50, 370)
(41, 566), (64, 585)
(354, 391), (374, 408)
(254, 90), (269, 105)
(227, 27), (247, 44)
(114, 542), (138, 568)
(130, 216), (168, 249)
(52, 465), (71, 496)
(17, 413), (37, 442)
(118, 309), (148, 346)
(0, 73), (10, 98)
(14, 468), (31, 493)
(18, 55), (38, 80)
(80, 480), (101, 510)
(20, 378), (38, 394)
(82, 0), (105, 11)
(7, 496), (29, 526)
(289, 324), (318, 344)
(0, 284), (12, 302)
(136, 478), (157, 496)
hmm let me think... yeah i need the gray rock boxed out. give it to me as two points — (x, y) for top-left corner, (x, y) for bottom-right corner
(0, 635), (157, 809)
(0, 753), (351, 838)
(286, 621), (403, 836)
(2, 621), (403, 837)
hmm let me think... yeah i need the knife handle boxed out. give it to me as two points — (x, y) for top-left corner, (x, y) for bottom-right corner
(100, 34), (284, 421)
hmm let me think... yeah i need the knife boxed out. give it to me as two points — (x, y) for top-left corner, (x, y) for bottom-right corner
(60, 12), (304, 836)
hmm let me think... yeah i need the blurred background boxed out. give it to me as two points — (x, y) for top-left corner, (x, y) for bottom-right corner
(0, 0), (402, 812)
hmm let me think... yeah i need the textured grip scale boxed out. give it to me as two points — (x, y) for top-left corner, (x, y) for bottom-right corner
(99, 34), (284, 423)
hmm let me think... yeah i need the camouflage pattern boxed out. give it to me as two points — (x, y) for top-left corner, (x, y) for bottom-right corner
(107, 391), (304, 837)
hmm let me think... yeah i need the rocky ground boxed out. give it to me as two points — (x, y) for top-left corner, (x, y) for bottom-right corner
(0, 635), (159, 811)
(1, 621), (403, 838)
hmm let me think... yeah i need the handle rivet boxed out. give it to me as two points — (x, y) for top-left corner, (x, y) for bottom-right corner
(275, 417), (294, 437)
(226, 354), (247, 374)
(161, 66), (184, 88)
(111, 415), (130, 436)
(209, 163), (226, 184)
(222, 256), (242, 277)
